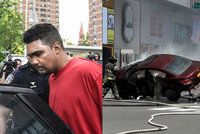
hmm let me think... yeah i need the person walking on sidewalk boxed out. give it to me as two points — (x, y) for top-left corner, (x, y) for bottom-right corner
(103, 56), (121, 100)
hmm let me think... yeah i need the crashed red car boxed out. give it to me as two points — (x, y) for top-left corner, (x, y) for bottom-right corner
(115, 54), (200, 101)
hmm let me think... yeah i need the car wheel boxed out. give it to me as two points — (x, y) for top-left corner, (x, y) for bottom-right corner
(165, 89), (180, 101)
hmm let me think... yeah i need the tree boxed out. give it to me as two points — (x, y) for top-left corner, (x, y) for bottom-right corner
(82, 32), (89, 46)
(0, 0), (24, 61)
(66, 39), (75, 46)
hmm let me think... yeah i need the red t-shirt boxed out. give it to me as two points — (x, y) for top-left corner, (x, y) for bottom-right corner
(49, 58), (102, 134)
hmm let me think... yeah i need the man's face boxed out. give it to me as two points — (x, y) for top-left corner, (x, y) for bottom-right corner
(16, 61), (21, 68)
(94, 54), (99, 61)
(26, 40), (57, 74)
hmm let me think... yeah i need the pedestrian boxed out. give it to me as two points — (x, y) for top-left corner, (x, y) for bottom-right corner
(93, 52), (102, 64)
(0, 57), (19, 84)
(4, 62), (49, 103)
(23, 23), (102, 134)
(14, 59), (22, 69)
(87, 52), (95, 61)
(103, 56), (121, 100)
(66, 51), (73, 57)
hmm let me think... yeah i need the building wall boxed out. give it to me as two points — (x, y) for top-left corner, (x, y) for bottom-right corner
(139, 0), (193, 47)
(114, 0), (140, 50)
(140, 1), (171, 46)
(19, 0), (59, 30)
(140, 0), (194, 58)
(114, 0), (140, 67)
(88, 0), (102, 46)
(190, 0), (200, 7)
(167, 0), (190, 7)
(114, 0), (198, 67)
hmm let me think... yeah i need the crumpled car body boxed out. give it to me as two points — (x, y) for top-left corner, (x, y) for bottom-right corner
(115, 54), (200, 101)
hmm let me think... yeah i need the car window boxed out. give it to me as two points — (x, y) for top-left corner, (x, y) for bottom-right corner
(166, 56), (192, 75)
(0, 93), (54, 134)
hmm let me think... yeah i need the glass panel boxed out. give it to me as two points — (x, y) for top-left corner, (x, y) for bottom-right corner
(0, 94), (54, 134)
(166, 56), (192, 75)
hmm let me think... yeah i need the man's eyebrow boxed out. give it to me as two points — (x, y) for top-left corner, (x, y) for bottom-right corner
(27, 50), (44, 57)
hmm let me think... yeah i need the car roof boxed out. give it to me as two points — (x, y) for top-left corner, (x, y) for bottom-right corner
(0, 84), (36, 94)
(137, 54), (178, 69)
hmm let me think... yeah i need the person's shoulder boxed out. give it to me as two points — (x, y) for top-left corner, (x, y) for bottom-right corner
(106, 62), (114, 67)
(74, 58), (102, 67)
(74, 58), (102, 75)
(13, 63), (32, 76)
(4, 67), (22, 84)
(18, 63), (29, 70)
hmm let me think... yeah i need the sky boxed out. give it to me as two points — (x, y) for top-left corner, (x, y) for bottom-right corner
(59, 0), (89, 45)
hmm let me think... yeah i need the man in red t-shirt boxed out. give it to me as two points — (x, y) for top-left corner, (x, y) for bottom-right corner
(23, 23), (102, 134)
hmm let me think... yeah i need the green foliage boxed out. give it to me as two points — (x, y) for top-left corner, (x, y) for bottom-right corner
(66, 40), (74, 46)
(0, 0), (24, 61)
(82, 32), (89, 46)
(62, 39), (75, 46)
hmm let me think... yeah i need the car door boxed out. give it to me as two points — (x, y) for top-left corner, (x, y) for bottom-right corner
(0, 85), (73, 134)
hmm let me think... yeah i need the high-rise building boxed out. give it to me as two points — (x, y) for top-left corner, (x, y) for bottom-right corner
(88, 0), (102, 46)
(18, 0), (59, 30)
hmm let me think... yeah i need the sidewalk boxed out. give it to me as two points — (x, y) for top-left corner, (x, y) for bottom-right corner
(103, 90), (200, 107)
(103, 89), (115, 99)
(103, 90), (167, 107)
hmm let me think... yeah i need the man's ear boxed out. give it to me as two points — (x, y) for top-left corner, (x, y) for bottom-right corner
(52, 42), (62, 54)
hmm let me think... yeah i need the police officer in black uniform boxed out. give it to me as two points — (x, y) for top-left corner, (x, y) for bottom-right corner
(4, 62), (50, 103)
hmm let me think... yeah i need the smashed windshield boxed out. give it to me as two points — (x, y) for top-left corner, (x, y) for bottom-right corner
(166, 56), (192, 75)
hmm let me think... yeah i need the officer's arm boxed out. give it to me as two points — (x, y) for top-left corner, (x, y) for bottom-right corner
(0, 72), (6, 84)
(4, 71), (19, 84)
(0, 66), (8, 84)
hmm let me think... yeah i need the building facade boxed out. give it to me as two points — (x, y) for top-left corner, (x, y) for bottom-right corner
(88, 0), (102, 46)
(18, 0), (59, 30)
(167, 0), (190, 7)
(190, 0), (200, 7)
(114, 0), (200, 68)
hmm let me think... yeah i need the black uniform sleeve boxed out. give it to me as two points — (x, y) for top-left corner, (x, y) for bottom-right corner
(4, 70), (19, 85)
(10, 72), (22, 85)
(5, 69), (28, 88)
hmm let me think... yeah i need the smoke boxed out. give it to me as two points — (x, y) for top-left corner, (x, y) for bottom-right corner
(137, 43), (200, 63)
(160, 43), (200, 61)
(123, 43), (200, 68)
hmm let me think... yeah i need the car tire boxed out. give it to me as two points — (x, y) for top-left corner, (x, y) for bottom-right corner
(165, 89), (180, 101)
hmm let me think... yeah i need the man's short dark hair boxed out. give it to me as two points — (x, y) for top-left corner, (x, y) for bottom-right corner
(94, 53), (100, 60)
(14, 59), (21, 63)
(23, 23), (64, 49)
